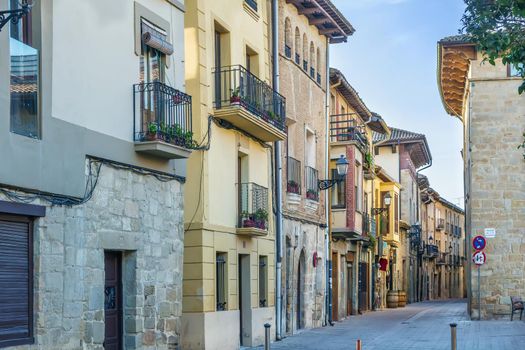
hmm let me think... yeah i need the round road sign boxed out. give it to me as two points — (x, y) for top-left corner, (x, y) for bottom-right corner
(472, 251), (486, 265)
(472, 235), (486, 251)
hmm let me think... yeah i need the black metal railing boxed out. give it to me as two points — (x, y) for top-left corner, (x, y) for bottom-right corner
(437, 218), (445, 230)
(305, 166), (319, 202)
(295, 53), (300, 65)
(329, 114), (368, 150)
(317, 73), (321, 84)
(239, 183), (269, 231)
(437, 252), (447, 265)
(133, 82), (193, 148)
(458, 227), (462, 237)
(287, 156), (301, 195)
(310, 67), (315, 79)
(303, 60), (308, 71)
(426, 244), (439, 257)
(213, 65), (286, 133)
(245, 0), (257, 11)
(284, 44), (292, 58)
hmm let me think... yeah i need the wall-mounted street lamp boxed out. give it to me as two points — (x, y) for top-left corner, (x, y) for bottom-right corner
(318, 155), (349, 190)
(0, 0), (34, 32)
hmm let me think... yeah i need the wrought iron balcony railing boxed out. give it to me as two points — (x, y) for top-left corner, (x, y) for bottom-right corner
(287, 156), (301, 195)
(303, 60), (308, 71)
(437, 252), (447, 265)
(362, 213), (370, 235)
(238, 183), (269, 231)
(310, 67), (315, 79)
(284, 44), (292, 58)
(317, 73), (321, 84)
(133, 82), (193, 148)
(305, 166), (319, 202)
(425, 244), (439, 258)
(329, 114), (368, 151)
(213, 65), (286, 133)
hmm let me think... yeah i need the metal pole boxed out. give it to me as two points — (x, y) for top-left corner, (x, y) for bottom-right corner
(450, 323), (457, 350)
(264, 323), (271, 350)
(478, 265), (481, 321)
(356, 339), (362, 350)
(271, 0), (283, 340)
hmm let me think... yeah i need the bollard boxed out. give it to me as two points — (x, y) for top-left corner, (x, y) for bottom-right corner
(450, 323), (457, 350)
(356, 339), (362, 350)
(264, 323), (271, 350)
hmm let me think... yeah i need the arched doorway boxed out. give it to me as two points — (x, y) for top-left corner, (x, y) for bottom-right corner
(297, 250), (306, 330)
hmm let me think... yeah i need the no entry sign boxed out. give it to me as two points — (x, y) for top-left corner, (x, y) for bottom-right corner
(472, 235), (486, 251)
(472, 251), (486, 265)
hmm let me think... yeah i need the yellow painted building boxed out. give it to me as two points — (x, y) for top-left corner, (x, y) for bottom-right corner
(182, 1), (285, 348)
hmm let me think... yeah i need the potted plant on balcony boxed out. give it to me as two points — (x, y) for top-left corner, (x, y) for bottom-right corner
(363, 152), (373, 170)
(241, 211), (255, 228)
(306, 189), (318, 201)
(287, 180), (299, 194)
(146, 122), (158, 141)
(254, 208), (268, 230)
(230, 87), (241, 105)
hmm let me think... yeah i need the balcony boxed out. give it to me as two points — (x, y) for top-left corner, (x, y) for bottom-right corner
(437, 252), (447, 265)
(425, 244), (439, 258)
(245, 0), (257, 12)
(213, 65), (286, 142)
(317, 73), (321, 84)
(287, 156), (301, 195)
(303, 60), (308, 71)
(330, 114), (368, 152)
(362, 213), (370, 235)
(436, 218), (445, 231)
(310, 67), (315, 79)
(305, 166), (319, 202)
(237, 183), (269, 237)
(133, 82), (193, 159)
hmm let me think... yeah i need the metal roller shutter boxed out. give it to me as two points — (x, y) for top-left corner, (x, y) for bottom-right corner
(0, 216), (33, 347)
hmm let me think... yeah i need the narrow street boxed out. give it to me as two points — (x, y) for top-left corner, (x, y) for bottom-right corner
(255, 300), (525, 350)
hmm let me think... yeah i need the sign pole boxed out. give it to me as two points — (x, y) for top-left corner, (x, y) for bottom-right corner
(477, 265), (481, 320)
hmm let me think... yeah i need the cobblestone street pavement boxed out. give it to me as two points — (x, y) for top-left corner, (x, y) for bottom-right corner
(252, 300), (525, 350)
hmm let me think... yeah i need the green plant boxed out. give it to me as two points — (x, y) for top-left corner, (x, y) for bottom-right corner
(461, 0), (525, 94)
(367, 234), (376, 250)
(518, 132), (525, 159)
(147, 122), (158, 134)
(241, 211), (250, 219)
(254, 208), (268, 221)
(231, 87), (240, 98)
(364, 152), (374, 168)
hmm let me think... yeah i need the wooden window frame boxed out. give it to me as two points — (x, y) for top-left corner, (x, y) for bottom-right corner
(0, 214), (34, 348)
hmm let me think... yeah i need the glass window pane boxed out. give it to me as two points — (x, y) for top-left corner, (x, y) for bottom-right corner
(10, 37), (39, 138)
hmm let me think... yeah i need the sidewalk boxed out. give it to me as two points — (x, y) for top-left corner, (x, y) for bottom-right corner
(252, 300), (525, 350)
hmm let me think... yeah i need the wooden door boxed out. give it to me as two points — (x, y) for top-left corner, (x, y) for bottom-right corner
(332, 252), (339, 321)
(104, 252), (122, 350)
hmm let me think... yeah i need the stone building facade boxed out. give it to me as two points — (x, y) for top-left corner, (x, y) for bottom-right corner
(438, 35), (525, 318)
(0, 0), (189, 348)
(278, 0), (354, 334)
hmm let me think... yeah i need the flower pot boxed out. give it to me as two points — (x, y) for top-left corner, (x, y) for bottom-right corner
(145, 132), (157, 141)
(230, 96), (241, 105)
(243, 219), (255, 228)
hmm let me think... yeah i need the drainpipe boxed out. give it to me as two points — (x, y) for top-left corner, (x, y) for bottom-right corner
(415, 160), (431, 303)
(271, 0), (283, 340)
(324, 37), (334, 327)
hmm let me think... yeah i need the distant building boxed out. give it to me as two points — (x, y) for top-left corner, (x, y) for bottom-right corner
(437, 35), (525, 319)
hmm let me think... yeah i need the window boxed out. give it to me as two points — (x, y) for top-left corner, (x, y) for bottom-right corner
(10, 0), (39, 139)
(354, 162), (362, 212)
(245, 0), (257, 12)
(140, 21), (166, 84)
(331, 169), (346, 208)
(294, 27), (301, 64)
(259, 256), (268, 307)
(216, 252), (227, 311)
(284, 18), (292, 58)
(509, 63), (523, 77)
(302, 34), (308, 71)
(0, 215), (34, 347)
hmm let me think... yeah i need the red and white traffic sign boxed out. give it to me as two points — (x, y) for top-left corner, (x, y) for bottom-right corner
(472, 251), (486, 265)
(472, 235), (486, 251)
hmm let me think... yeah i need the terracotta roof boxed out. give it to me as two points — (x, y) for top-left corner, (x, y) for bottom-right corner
(330, 68), (372, 120)
(438, 34), (473, 44)
(10, 82), (37, 94)
(288, 0), (355, 43)
(373, 127), (432, 168)
(438, 197), (464, 214)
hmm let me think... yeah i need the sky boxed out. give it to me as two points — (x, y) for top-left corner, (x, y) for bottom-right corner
(330, 0), (466, 207)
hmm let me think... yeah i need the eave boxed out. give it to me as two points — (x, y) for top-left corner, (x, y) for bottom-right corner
(437, 38), (476, 120)
(287, 0), (355, 43)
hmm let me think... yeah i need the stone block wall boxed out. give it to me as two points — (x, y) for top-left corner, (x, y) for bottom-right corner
(2, 160), (184, 349)
(468, 64), (525, 319)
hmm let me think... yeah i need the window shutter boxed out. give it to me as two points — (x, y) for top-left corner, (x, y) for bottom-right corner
(141, 20), (174, 55)
(0, 217), (33, 346)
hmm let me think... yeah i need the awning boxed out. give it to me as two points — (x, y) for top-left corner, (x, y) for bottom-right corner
(141, 20), (173, 55)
